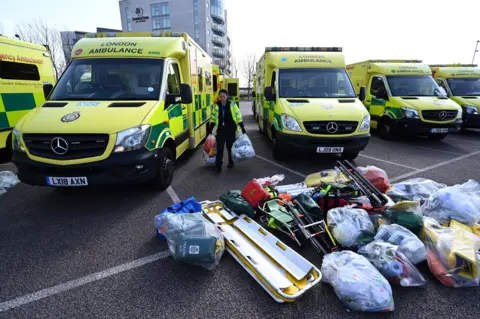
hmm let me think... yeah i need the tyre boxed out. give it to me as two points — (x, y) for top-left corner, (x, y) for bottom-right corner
(341, 150), (360, 161)
(377, 117), (396, 141)
(0, 133), (13, 164)
(149, 147), (175, 191)
(427, 133), (448, 141)
(272, 131), (286, 160)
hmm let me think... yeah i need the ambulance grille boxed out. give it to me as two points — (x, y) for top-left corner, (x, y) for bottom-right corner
(303, 121), (358, 135)
(421, 110), (457, 121)
(23, 134), (109, 160)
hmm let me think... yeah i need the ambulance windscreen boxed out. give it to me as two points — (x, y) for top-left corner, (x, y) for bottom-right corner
(446, 78), (480, 97)
(49, 58), (164, 101)
(278, 68), (356, 99)
(386, 75), (442, 97)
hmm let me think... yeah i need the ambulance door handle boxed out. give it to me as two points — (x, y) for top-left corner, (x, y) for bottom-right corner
(182, 106), (186, 110)
(366, 99), (371, 103)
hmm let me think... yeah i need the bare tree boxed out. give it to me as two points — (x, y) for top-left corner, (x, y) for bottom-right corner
(15, 18), (66, 79)
(231, 56), (239, 78)
(0, 22), (4, 35)
(241, 53), (256, 98)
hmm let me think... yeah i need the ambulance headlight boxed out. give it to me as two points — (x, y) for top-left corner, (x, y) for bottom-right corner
(12, 127), (25, 152)
(114, 125), (151, 153)
(464, 105), (478, 115)
(402, 107), (419, 119)
(358, 114), (371, 132)
(281, 114), (302, 132)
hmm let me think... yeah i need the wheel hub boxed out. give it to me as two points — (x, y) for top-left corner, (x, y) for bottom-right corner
(162, 157), (174, 179)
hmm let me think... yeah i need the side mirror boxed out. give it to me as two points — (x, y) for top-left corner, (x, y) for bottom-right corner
(43, 83), (54, 99)
(359, 86), (366, 102)
(180, 84), (193, 104)
(264, 86), (276, 101)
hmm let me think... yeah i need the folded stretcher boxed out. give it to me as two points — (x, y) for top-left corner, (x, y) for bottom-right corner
(201, 200), (322, 303)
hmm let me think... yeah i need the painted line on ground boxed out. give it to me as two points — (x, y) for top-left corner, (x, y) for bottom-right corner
(0, 250), (172, 313)
(411, 146), (464, 156)
(390, 150), (480, 182)
(447, 136), (480, 144)
(254, 155), (307, 178)
(166, 186), (181, 203)
(357, 154), (419, 170)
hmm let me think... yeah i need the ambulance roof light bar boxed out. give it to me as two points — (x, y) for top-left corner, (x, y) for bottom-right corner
(429, 64), (478, 67)
(85, 32), (183, 38)
(265, 47), (342, 52)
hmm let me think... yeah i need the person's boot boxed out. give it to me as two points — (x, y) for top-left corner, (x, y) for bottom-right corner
(215, 165), (222, 173)
(227, 161), (234, 169)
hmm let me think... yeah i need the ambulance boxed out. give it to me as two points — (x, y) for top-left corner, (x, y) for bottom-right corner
(430, 64), (480, 130)
(12, 32), (212, 190)
(347, 60), (462, 141)
(254, 47), (370, 160)
(212, 64), (239, 103)
(0, 36), (56, 162)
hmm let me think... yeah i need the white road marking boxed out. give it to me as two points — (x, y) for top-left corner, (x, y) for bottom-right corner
(390, 150), (480, 182)
(357, 154), (419, 170)
(412, 146), (464, 156)
(447, 136), (480, 144)
(166, 186), (181, 203)
(254, 155), (307, 178)
(0, 250), (172, 313)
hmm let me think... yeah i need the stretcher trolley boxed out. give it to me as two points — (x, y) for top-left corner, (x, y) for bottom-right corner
(201, 200), (322, 303)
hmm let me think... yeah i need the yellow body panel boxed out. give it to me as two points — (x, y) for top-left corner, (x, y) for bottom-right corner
(0, 36), (56, 150)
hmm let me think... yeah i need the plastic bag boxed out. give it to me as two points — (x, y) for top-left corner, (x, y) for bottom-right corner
(321, 251), (394, 312)
(326, 206), (376, 248)
(220, 190), (255, 218)
(358, 241), (427, 287)
(255, 174), (285, 187)
(0, 171), (20, 195)
(423, 179), (480, 226)
(296, 193), (323, 219)
(386, 178), (447, 204)
(375, 223), (427, 264)
(232, 133), (255, 162)
(357, 166), (391, 193)
(384, 201), (424, 235)
(422, 217), (480, 287)
(155, 212), (225, 270)
(203, 134), (216, 155)
(203, 149), (216, 165)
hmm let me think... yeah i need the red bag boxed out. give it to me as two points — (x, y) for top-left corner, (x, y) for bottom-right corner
(241, 180), (271, 207)
(203, 134), (216, 154)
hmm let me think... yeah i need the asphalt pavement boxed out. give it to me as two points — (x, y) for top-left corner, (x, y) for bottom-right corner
(1, 101), (480, 318)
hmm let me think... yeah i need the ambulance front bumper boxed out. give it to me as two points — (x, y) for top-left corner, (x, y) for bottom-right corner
(12, 148), (159, 187)
(275, 131), (370, 154)
(394, 118), (462, 134)
(463, 113), (480, 129)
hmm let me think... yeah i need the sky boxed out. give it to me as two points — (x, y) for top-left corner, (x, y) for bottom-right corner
(1, 0), (479, 85)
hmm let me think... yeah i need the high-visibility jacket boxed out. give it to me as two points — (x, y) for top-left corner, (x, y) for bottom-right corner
(210, 100), (244, 133)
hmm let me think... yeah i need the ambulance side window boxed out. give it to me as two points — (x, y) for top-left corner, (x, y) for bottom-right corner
(0, 61), (40, 81)
(213, 74), (218, 92)
(271, 71), (276, 92)
(198, 67), (204, 92)
(370, 76), (386, 97)
(167, 63), (181, 95)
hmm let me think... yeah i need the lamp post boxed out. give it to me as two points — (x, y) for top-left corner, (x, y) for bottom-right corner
(472, 40), (480, 64)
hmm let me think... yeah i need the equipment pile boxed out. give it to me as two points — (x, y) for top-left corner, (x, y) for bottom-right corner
(153, 161), (480, 311)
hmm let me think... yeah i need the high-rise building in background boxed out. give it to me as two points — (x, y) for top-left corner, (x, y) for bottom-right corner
(118, 0), (232, 76)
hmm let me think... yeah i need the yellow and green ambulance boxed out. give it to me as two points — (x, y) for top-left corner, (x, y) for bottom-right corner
(347, 60), (462, 141)
(0, 36), (56, 162)
(12, 32), (212, 190)
(254, 47), (370, 160)
(430, 64), (480, 130)
(212, 64), (239, 103)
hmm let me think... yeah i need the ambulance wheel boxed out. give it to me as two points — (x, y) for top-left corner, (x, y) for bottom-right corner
(150, 148), (175, 191)
(0, 133), (13, 164)
(377, 117), (396, 140)
(341, 150), (360, 161)
(272, 131), (286, 160)
(427, 133), (448, 141)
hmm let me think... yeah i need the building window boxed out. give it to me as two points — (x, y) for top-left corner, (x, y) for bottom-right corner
(193, 0), (200, 41)
(125, 7), (132, 31)
(151, 2), (171, 32)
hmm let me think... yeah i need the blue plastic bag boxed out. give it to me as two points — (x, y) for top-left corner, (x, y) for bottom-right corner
(154, 196), (202, 240)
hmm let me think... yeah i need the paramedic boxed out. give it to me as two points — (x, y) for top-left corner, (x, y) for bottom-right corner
(209, 89), (246, 172)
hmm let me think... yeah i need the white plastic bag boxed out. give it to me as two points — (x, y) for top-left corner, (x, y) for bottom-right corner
(232, 133), (255, 162)
(423, 179), (480, 226)
(374, 223), (427, 264)
(255, 174), (285, 187)
(321, 251), (394, 312)
(387, 178), (447, 204)
(0, 171), (20, 195)
(326, 206), (376, 248)
(358, 241), (427, 287)
(203, 149), (216, 165)
(155, 212), (225, 270)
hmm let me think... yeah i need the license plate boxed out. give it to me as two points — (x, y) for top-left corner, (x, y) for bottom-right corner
(430, 128), (448, 133)
(317, 147), (344, 153)
(46, 177), (88, 187)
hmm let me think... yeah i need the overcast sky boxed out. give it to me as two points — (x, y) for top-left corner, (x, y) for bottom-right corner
(1, 0), (479, 85)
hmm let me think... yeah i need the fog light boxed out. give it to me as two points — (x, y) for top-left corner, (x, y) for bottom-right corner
(134, 165), (144, 170)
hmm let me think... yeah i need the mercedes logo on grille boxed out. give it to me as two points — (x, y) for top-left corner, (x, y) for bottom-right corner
(326, 122), (338, 134)
(51, 137), (69, 155)
(438, 111), (447, 120)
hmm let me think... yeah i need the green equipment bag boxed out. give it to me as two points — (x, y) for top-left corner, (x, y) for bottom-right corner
(220, 190), (256, 218)
(174, 236), (218, 264)
(296, 193), (324, 219)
